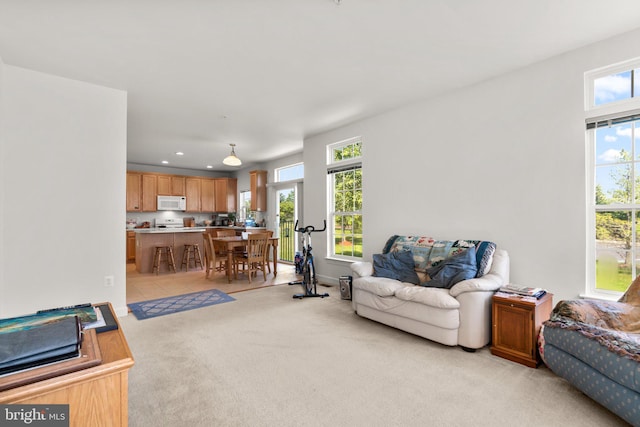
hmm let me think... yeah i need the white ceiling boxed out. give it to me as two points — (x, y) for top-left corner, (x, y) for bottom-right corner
(1, 0), (640, 171)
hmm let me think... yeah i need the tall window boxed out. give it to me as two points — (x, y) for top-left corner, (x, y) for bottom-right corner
(586, 57), (640, 296)
(327, 137), (363, 259)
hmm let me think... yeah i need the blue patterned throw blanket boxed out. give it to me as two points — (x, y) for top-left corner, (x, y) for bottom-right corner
(381, 235), (496, 277)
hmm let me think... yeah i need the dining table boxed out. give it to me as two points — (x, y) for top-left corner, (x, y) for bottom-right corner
(212, 236), (279, 283)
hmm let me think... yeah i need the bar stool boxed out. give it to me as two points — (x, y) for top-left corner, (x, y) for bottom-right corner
(181, 243), (203, 271)
(152, 246), (176, 274)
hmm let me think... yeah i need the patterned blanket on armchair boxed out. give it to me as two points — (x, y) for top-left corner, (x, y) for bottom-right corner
(544, 270), (640, 362)
(543, 295), (640, 362)
(540, 278), (640, 426)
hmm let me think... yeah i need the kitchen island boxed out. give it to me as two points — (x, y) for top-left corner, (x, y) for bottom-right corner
(133, 227), (267, 273)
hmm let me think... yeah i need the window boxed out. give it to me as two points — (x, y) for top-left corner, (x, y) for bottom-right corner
(239, 191), (251, 222)
(586, 58), (640, 109)
(327, 137), (362, 259)
(275, 163), (304, 182)
(593, 70), (635, 106)
(586, 57), (640, 296)
(591, 118), (640, 294)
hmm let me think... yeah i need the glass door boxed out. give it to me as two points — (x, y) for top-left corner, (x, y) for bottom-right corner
(275, 183), (301, 262)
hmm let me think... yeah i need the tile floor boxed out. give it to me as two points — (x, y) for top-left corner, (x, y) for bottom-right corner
(126, 261), (298, 304)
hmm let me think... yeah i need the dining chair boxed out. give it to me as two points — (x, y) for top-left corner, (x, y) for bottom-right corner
(212, 238), (231, 273)
(233, 233), (269, 283)
(216, 228), (248, 271)
(203, 233), (228, 278)
(263, 230), (274, 274)
(202, 232), (215, 278)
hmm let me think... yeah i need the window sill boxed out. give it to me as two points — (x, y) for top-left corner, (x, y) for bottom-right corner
(579, 292), (621, 302)
(325, 256), (359, 265)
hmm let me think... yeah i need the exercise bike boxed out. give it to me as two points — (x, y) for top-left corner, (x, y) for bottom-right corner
(289, 220), (329, 299)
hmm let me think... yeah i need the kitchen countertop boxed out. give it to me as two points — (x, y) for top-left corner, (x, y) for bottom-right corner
(128, 226), (266, 233)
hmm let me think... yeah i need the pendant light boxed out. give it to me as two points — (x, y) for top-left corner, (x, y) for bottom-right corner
(223, 143), (242, 166)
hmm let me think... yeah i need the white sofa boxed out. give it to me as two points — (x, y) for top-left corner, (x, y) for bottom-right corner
(350, 236), (510, 351)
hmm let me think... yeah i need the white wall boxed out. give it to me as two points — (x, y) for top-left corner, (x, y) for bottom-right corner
(304, 27), (640, 303)
(0, 61), (128, 317)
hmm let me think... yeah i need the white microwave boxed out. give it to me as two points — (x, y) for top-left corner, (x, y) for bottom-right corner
(157, 195), (186, 211)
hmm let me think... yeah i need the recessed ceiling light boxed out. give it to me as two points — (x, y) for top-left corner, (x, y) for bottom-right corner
(161, 160), (169, 164)
(206, 165), (213, 169)
(175, 152), (184, 156)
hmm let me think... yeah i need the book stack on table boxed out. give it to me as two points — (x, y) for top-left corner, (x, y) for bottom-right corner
(496, 284), (547, 300)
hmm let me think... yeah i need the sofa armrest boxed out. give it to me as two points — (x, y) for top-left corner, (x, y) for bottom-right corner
(350, 261), (374, 278)
(449, 272), (504, 297)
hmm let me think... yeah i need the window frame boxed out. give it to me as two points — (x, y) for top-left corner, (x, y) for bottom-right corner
(275, 162), (304, 183)
(326, 137), (363, 261)
(585, 57), (640, 113)
(585, 57), (640, 299)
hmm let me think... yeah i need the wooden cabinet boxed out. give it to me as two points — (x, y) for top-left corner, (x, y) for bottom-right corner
(126, 231), (136, 263)
(141, 174), (157, 211)
(200, 178), (237, 213)
(250, 170), (267, 212)
(127, 172), (156, 211)
(126, 172), (142, 211)
(127, 171), (234, 213)
(157, 175), (171, 195)
(172, 176), (186, 196)
(185, 178), (201, 212)
(157, 175), (186, 196)
(491, 292), (553, 368)
(201, 178), (216, 212)
(0, 304), (134, 427)
(215, 178), (237, 213)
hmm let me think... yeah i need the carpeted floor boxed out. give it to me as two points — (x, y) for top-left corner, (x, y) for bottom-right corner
(119, 285), (629, 427)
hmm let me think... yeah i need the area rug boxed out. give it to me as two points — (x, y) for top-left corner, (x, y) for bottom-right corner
(128, 289), (235, 320)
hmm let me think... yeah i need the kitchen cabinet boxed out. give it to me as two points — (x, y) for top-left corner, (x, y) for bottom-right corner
(215, 178), (237, 213)
(250, 170), (267, 212)
(127, 171), (235, 213)
(172, 177), (186, 196)
(201, 178), (215, 212)
(157, 175), (186, 196)
(157, 175), (171, 195)
(126, 231), (136, 263)
(126, 172), (142, 211)
(185, 177), (201, 212)
(127, 172), (157, 211)
(141, 174), (157, 211)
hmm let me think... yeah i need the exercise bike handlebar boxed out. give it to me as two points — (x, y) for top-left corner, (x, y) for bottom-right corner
(293, 219), (326, 234)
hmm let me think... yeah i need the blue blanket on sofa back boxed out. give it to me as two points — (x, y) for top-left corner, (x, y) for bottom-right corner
(381, 235), (496, 278)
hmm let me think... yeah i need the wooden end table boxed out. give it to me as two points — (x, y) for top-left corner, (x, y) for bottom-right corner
(490, 292), (553, 368)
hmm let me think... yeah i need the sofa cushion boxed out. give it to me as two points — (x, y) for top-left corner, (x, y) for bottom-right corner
(424, 247), (478, 289)
(455, 240), (496, 277)
(373, 251), (420, 285)
(394, 286), (460, 309)
(353, 276), (410, 297)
